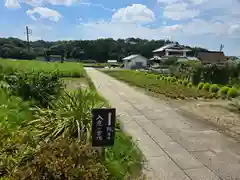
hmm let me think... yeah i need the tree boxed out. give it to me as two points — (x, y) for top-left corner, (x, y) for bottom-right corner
(0, 37), (208, 62)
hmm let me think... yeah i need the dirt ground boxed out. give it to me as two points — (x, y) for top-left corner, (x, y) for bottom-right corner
(142, 88), (240, 140)
(172, 99), (240, 140)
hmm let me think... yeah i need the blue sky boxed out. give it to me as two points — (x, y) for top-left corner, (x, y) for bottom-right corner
(1, 0), (240, 56)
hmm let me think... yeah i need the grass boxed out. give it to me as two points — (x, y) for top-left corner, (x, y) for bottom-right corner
(0, 58), (84, 77)
(68, 73), (144, 179)
(0, 60), (143, 179)
(103, 70), (215, 100)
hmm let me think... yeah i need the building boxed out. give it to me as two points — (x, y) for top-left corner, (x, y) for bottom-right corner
(107, 60), (118, 64)
(197, 51), (227, 65)
(122, 54), (148, 69)
(152, 43), (191, 58)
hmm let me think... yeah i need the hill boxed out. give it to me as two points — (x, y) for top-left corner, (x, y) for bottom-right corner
(0, 37), (208, 62)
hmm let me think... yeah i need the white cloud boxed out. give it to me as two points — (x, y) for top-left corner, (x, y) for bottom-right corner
(112, 4), (155, 23)
(79, 2), (115, 12)
(163, 2), (200, 20)
(4, 0), (21, 8)
(157, 0), (179, 4)
(9, 0), (80, 7)
(24, 0), (44, 6)
(47, 0), (78, 6)
(26, 7), (62, 22)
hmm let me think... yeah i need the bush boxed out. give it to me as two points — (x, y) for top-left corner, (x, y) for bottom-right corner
(209, 84), (219, 93)
(170, 77), (177, 83)
(156, 75), (161, 80)
(11, 138), (109, 180)
(219, 86), (229, 96)
(187, 82), (193, 88)
(183, 80), (188, 86)
(178, 80), (183, 84)
(4, 72), (63, 107)
(197, 82), (204, 90)
(203, 83), (210, 91)
(227, 88), (239, 98)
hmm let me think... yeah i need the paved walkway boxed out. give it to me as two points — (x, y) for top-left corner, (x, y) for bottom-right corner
(86, 68), (240, 180)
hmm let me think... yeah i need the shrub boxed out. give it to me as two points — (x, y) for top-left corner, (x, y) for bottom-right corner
(178, 80), (183, 84)
(197, 82), (204, 90)
(160, 76), (165, 80)
(219, 86), (229, 96)
(227, 88), (239, 98)
(156, 75), (161, 80)
(187, 82), (193, 88)
(170, 77), (177, 83)
(203, 83), (210, 91)
(209, 84), (219, 93)
(11, 138), (109, 180)
(183, 80), (188, 86)
(4, 72), (63, 107)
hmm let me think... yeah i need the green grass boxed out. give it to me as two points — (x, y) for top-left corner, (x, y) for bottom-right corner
(0, 61), (143, 179)
(104, 132), (143, 179)
(66, 72), (144, 179)
(0, 87), (32, 133)
(103, 70), (215, 100)
(0, 58), (84, 77)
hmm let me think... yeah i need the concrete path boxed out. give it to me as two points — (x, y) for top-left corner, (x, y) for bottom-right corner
(86, 68), (240, 180)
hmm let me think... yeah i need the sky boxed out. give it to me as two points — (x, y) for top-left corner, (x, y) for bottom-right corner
(1, 0), (240, 56)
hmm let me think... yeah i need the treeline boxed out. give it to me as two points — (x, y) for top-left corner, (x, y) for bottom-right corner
(0, 37), (208, 62)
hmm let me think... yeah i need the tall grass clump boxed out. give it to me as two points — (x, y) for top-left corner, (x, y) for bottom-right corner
(29, 88), (104, 142)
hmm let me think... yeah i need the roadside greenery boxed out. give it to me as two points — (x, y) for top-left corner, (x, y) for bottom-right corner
(0, 60), (143, 179)
(103, 70), (240, 100)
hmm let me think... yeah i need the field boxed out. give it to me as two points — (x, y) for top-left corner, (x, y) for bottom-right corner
(0, 59), (143, 179)
(0, 59), (85, 77)
(103, 70), (216, 99)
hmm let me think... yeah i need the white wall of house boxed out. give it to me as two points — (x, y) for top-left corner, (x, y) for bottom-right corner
(124, 56), (148, 69)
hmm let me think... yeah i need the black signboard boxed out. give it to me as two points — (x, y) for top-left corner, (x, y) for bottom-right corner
(92, 108), (116, 147)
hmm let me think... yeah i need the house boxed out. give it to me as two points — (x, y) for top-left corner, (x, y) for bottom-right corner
(177, 57), (200, 63)
(122, 54), (148, 69)
(49, 55), (63, 62)
(107, 60), (118, 64)
(152, 43), (191, 58)
(197, 51), (227, 65)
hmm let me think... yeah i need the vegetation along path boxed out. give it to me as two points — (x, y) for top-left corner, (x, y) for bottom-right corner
(86, 68), (240, 180)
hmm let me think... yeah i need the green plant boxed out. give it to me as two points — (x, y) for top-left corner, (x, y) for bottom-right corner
(11, 138), (109, 180)
(197, 82), (204, 90)
(227, 88), (239, 98)
(156, 75), (161, 80)
(4, 72), (63, 107)
(170, 77), (177, 83)
(178, 80), (183, 84)
(183, 80), (188, 86)
(203, 83), (210, 91)
(209, 84), (219, 93)
(187, 82), (193, 88)
(28, 88), (104, 142)
(219, 86), (229, 96)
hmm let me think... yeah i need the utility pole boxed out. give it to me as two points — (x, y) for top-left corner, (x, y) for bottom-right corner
(25, 26), (32, 52)
(220, 44), (224, 52)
